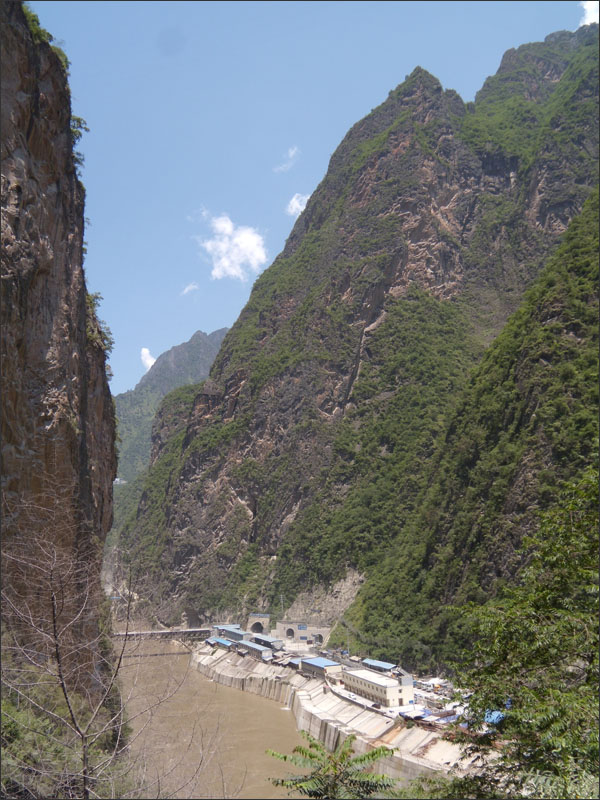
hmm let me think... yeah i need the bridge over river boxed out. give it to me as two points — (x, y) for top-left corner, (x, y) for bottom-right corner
(112, 627), (212, 642)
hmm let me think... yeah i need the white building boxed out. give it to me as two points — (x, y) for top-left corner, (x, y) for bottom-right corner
(343, 668), (413, 707)
(301, 657), (343, 678)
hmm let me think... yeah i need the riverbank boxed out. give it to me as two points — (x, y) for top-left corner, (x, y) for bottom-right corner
(191, 643), (468, 784)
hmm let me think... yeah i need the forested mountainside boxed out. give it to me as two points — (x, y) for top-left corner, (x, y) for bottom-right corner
(115, 327), (228, 482)
(116, 26), (598, 666)
(336, 187), (599, 667)
(1, 2), (118, 795)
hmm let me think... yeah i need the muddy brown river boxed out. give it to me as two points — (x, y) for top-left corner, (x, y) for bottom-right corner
(117, 638), (303, 798)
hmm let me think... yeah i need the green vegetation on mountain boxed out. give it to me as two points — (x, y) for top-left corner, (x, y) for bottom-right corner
(334, 187), (599, 668)
(400, 462), (598, 800)
(114, 328), (227, 482)
(86, 292), (114, 355)
(461, 30), (598, 170)
(269, 286), (481, 601)
(22, 1), (69, 73)
(115, 25), (598, 672)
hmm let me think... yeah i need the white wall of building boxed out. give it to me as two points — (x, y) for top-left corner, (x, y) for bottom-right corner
(343, 669), (403, 707)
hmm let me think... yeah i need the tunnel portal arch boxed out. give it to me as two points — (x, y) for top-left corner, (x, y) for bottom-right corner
(250, 621), (264, 634)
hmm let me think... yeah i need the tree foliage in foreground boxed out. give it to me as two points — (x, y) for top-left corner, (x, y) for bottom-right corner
(267, 730), (396, 798)
(405, 463), (599, 799)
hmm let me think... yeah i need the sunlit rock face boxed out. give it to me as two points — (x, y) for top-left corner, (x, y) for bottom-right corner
(1, 0), (116, 684)
(119, 25), (598, 632)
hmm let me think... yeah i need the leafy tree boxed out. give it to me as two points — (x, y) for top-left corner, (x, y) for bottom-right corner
(267, 730), (397, 798)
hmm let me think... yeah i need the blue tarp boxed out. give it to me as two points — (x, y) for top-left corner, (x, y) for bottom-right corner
(485, 710), (505, 725)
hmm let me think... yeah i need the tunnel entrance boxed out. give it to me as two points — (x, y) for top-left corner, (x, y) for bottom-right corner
(314, 633), (323, 645)
(286, 628), (295, 639)
(250, 621), (264, 634)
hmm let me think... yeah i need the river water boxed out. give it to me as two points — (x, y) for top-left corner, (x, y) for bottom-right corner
(117, 638), (304, 799)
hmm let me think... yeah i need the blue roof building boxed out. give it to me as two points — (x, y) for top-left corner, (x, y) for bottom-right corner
(301, 657), (343, 677)
(238, 640), (273, 661)
(252, 633), (284, 650)
(362, 658), (396, 673)
(218, 628), (252, 642)
(212, 637), (234, 648)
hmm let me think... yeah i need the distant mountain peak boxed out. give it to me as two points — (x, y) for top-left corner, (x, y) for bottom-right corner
(114, 327), (228, 481)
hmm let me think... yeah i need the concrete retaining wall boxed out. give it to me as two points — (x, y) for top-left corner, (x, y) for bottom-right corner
(190, 645), (458, 783)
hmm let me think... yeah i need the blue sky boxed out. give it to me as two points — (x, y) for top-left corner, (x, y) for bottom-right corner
(29, 0), (598, 395)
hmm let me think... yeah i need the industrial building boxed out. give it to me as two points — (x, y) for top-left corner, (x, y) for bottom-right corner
(237, 640), (273, 662)
(206, 637), (234, 650)
(301, 656), (343, 678)
(212, 623), (241, 637)
(362, 658), (396, 674)
(342, 669), (406, 707)
(252, 633), (284, 650)
(214, 627), (252, 643)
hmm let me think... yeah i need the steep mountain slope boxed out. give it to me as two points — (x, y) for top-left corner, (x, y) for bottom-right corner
(117, 26), (598, 636)
(115, 327), (228, 482)
(336, 187), (599, 669)
(1, 0), (116, 679)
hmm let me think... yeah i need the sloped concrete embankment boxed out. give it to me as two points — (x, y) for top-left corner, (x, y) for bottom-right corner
(191, 646), (459, 782)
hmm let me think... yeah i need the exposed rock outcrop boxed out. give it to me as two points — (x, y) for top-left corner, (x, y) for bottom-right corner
(119, 25), (598, 639)
(1, 0), (116, 682)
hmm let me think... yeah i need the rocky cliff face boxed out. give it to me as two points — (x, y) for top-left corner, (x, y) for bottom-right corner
(119, 26), (598, 637)
(1, 1), (116, 677)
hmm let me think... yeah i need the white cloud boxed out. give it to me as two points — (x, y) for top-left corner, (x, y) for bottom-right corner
(578, 0), (599, 25)
(286, 192), (309, 217)
(181, 281), (199, 295)
(194, 214), (267, 281)
(273, 145), (300, 173)
(140, 347), (156, 371)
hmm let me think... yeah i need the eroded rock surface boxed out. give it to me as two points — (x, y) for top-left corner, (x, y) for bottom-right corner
(1, 1), (116, 680)
(120, 26), (598, 628)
